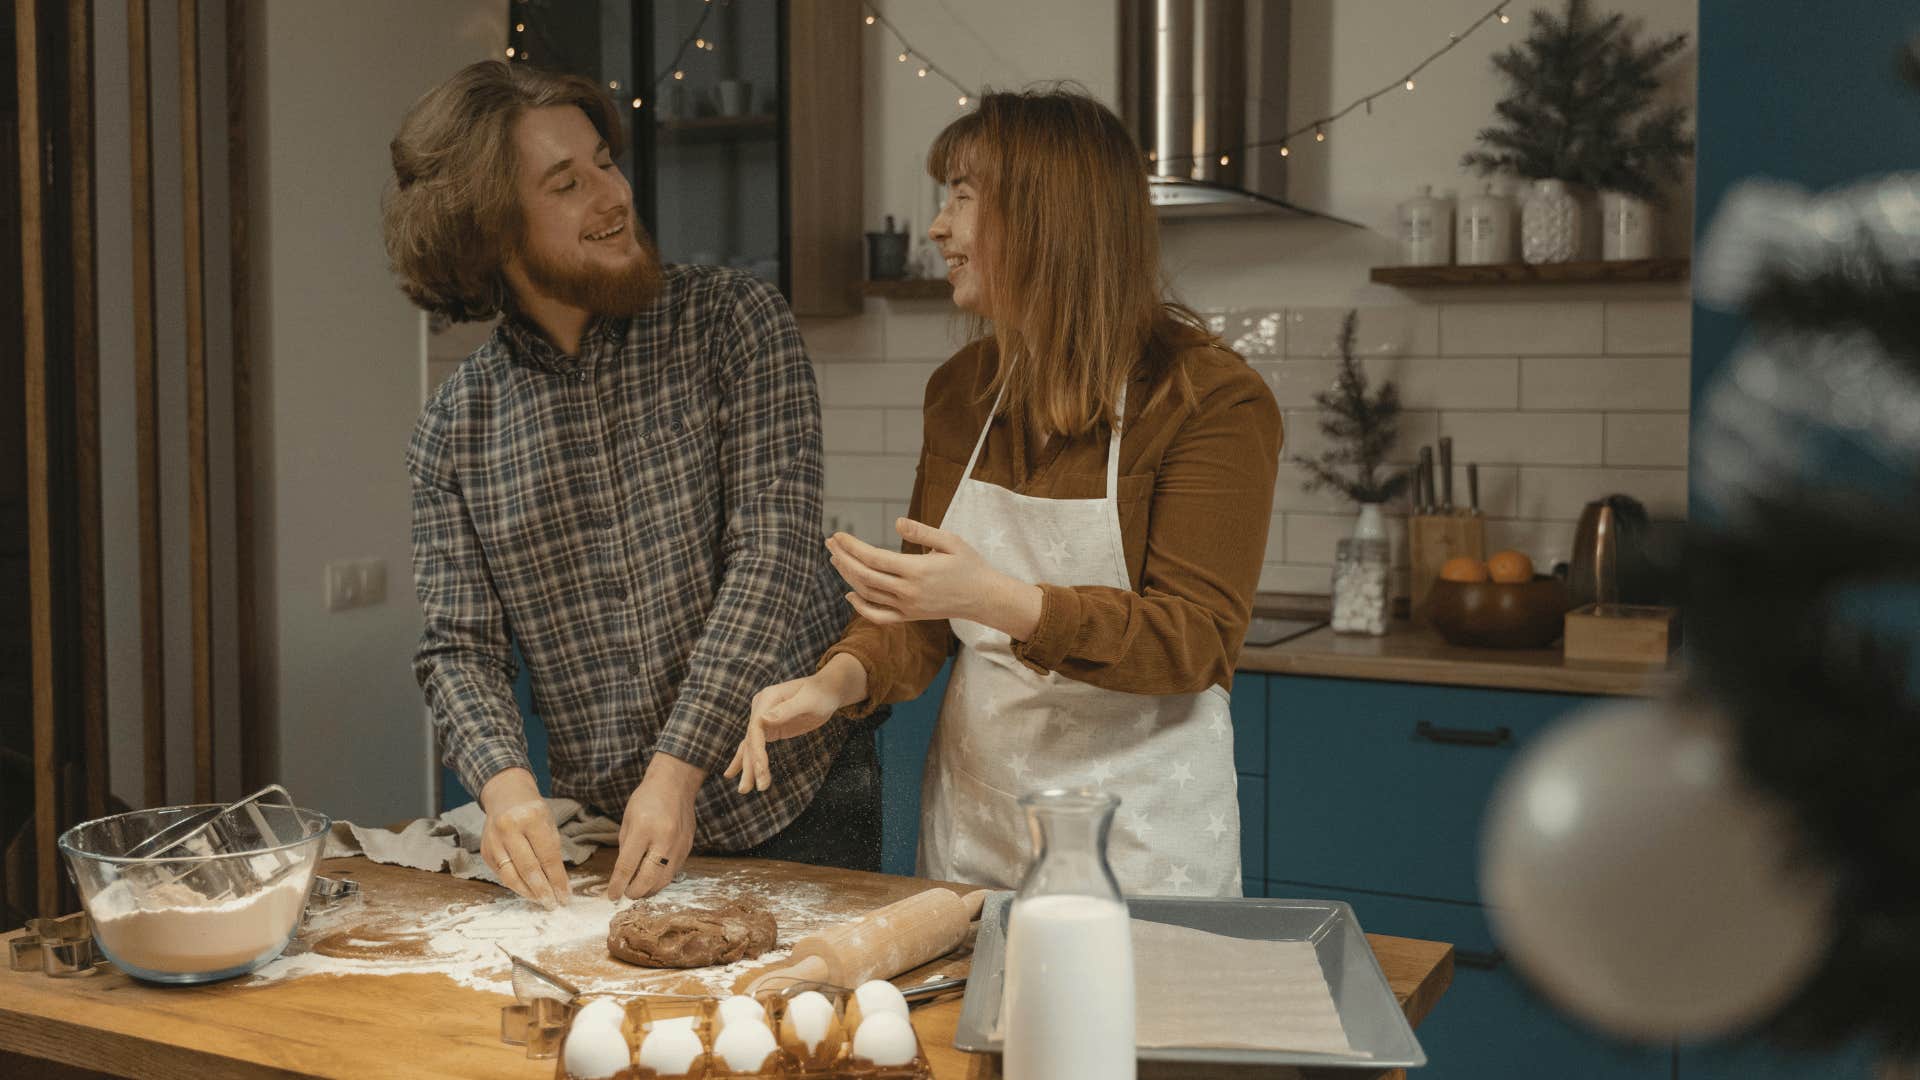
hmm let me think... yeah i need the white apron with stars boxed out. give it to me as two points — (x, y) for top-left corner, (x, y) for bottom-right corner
(915, 379), (1241, 897)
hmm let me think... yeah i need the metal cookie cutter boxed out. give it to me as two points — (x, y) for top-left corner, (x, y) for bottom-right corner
(498, 948), (578, 1058)
(8, 912), (103, 978)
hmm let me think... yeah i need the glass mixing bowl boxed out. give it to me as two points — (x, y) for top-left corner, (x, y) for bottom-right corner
(57, 802), (331, 984)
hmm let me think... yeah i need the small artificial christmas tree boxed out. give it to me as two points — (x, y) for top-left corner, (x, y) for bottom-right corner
(1292, 312), (1409, 506)
(1462, 0), (1693, 201)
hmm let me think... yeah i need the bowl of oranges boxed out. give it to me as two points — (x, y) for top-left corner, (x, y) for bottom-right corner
(1424, 550), (1572, 649)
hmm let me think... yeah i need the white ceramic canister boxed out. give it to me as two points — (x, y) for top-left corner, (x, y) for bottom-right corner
(1396, 185), (1449, 267)
(1521, 178), (1582, 264)
(1457, 183), (1517, 265)
(1601, 191), (1657, 260)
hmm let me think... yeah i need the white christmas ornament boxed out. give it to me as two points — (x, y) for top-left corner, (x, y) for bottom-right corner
(1480, 698), (1834, 1040)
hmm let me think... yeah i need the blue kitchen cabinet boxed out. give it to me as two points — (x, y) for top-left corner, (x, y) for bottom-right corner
(1278, 884), (1670, 1080)
(1679, 1041), (1879, 1079)
(1264, 674), (1590, 905)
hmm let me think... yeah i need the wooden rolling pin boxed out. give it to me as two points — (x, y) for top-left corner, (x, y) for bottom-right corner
(736, 887), (989, 995)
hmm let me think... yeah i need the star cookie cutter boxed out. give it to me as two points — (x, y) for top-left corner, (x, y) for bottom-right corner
(8, 912), (104, 978)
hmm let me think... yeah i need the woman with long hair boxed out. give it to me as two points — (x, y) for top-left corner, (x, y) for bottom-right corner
(725, 87), (1281, 896)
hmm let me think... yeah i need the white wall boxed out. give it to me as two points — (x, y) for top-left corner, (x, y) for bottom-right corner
(249, 1), (504, 821)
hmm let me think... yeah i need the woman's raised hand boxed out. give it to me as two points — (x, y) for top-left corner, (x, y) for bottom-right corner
(725, 653), (868, 793)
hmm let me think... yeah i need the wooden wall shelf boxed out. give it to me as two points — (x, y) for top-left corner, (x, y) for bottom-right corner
(1370, 257), (1689, 288)
(862, 279), (952, 300)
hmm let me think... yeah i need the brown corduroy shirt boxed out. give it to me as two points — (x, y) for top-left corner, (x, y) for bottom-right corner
(824, 337), (1282, 715)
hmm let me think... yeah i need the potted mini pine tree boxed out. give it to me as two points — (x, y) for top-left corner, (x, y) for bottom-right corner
(1291, 312), (1408, 542)
(1462, 0), (1693, 263)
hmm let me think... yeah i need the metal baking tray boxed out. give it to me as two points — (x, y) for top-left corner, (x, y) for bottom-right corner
(953, 893), (1427, 1071)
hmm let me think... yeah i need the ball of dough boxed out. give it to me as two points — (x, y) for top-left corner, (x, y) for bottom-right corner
(852, 1010), (919, 1066)
(606, 903), (777, 968)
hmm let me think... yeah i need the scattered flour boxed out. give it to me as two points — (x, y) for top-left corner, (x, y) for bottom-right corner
(250, 867), (843, 998)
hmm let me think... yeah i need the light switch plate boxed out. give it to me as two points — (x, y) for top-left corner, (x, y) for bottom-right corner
(325, 558), (388, 612)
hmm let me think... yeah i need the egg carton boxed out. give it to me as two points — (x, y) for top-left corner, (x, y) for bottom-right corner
(550, 985), (933, 1080)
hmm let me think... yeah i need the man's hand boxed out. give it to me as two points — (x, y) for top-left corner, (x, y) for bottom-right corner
(606, 752), (703, 899)
(724, 653), (867, 793)
(478, 767), (571, 909)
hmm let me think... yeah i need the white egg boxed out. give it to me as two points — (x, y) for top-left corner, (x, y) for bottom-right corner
(572, 998), (626, 1031)
(635, 1020), (704, 1075)
(561, 1020), (630, 1080)
(712, 1018), (779, 1072)
(851, 1010), (919, 1066)
(781, 990), (836, 1052)
(853, 979), (909, 1021)
(715, 993), (766, 1031)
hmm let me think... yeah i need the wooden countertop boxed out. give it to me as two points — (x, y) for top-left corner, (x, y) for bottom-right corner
(1, 853), (1452, 1080)
(1239, 620), (1678, 697)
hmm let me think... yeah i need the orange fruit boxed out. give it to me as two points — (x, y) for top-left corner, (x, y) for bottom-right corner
(1486, 549), (1535, 584)
(1439, 556), (1489, 583)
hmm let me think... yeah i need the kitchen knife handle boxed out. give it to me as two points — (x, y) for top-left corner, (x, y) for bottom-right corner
(1414, 720), (1513, 747)
(1438, 437), (1454, 511)
(1467, 463), (1480, 515)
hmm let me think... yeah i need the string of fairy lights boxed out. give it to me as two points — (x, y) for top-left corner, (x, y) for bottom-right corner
(505, 0), (1518, 152)
(859, 0), (1518, 168)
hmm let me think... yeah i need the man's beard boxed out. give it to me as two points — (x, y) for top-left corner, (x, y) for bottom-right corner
(517, 217), (665, 317)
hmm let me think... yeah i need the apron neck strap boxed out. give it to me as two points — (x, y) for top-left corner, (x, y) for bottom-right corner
(959, 367), (1131, 495)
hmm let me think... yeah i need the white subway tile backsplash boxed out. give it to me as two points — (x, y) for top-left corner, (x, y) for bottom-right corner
(1264, 514), (1286, 562)
(1252, 358), (1341, 409)
(1362, 355), (1520, 410)
(821, 409), (884, 453)
(817, 363), (940, 408)
(1287, 306), (1440, 358)
(1439, 411), (1604, 465)
(883, 409), (924, 455)
(1605, 413), (1690, 467)
(823, 454), (918, 501)
(822, 499), (888, 546)
(798, 314), (886, 360)
(1286, 410), (1439, 465)
(1483, 519), (1581, 571)
(427, 317), (497, 362)
(1260, 563), (1333, 595)
(884, 306), (971, 359)
(1216, 309), (1288, 356)
(1272, 463), (1358, 513)
(1521, 356), (1690, 410)
(1515, 467), (1689, 521)
(1441, 302), (1604, 356)
(1604, 300), (1693, 355)
(1283, 512), (1359, 565)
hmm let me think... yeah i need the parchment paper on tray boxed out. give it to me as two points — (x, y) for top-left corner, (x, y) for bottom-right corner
(995, 917), (1366, 1059)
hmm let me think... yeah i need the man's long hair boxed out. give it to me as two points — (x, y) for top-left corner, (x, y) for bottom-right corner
(383, 61), (624, 322)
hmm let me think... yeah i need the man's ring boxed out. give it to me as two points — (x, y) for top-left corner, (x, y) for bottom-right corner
(656, 856), (670, 866)
(498, 855), (513, 866)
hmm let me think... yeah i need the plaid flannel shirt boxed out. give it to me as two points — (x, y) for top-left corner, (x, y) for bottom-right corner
(407, 265), (852, 851)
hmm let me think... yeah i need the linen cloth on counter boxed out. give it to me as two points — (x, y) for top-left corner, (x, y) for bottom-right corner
(323, 798), (619, 885)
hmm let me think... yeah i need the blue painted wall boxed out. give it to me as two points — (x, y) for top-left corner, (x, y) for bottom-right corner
(1691, 1), (1920, 405)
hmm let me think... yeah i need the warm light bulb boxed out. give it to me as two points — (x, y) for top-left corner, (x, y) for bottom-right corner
(515, 22), (524, 32)
(695, 37), (706, 48)
(505, 47), (516, 57)
(1279, 145), (1290, 157)
(1405, 78), (1416, 91)
(957, 95), (968, 106)
(898, 52), (908, 62)
(609, 80), (619, 89)
(865, 14), (876, 24)
(917, 67), (928, 77)
(673, 70), (684, 80)
(631, 97), (643, 109)
(1218, 153), (1230, 166)
(1499, 10), (1511, 22)
(1315, 128), (1326, 142)
(1147, 149), (1157, 162)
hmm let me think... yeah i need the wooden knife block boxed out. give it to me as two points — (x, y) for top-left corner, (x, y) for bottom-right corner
(1409, 514), (1486, 621)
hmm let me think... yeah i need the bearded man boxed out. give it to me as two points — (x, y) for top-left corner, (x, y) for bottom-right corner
(386, 61), (876, 903)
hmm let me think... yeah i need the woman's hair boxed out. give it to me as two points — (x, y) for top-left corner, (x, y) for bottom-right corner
(927, 85), (1223, 436)
(383, 61), (622, 321)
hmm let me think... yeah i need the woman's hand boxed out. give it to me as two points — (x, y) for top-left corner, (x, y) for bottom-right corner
(827, 518), (1043, 638)
(724, 653), (868, 793)
(478, 768), (571, 909)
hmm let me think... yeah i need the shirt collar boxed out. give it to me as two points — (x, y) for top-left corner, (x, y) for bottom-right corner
(498, 311), (629, 375)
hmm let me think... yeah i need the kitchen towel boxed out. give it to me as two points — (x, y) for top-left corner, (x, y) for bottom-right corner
(323, 799), (620, 884)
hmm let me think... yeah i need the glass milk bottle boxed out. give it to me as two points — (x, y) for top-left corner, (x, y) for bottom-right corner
(1003, 789), (1135, 1080)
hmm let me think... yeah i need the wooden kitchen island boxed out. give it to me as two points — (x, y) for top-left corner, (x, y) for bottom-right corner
(0, 853), (1452, 1080)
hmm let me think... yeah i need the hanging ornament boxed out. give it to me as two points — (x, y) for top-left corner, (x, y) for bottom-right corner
(1481, 697), (1835, 1040)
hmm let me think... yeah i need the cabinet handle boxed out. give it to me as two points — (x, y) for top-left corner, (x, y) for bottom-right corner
(1455, 947), (1505, 970)
(1413, 720), (1512, 747)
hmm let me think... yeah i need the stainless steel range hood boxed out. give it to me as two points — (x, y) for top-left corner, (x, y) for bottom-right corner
(1120, 0), (1357, 224)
